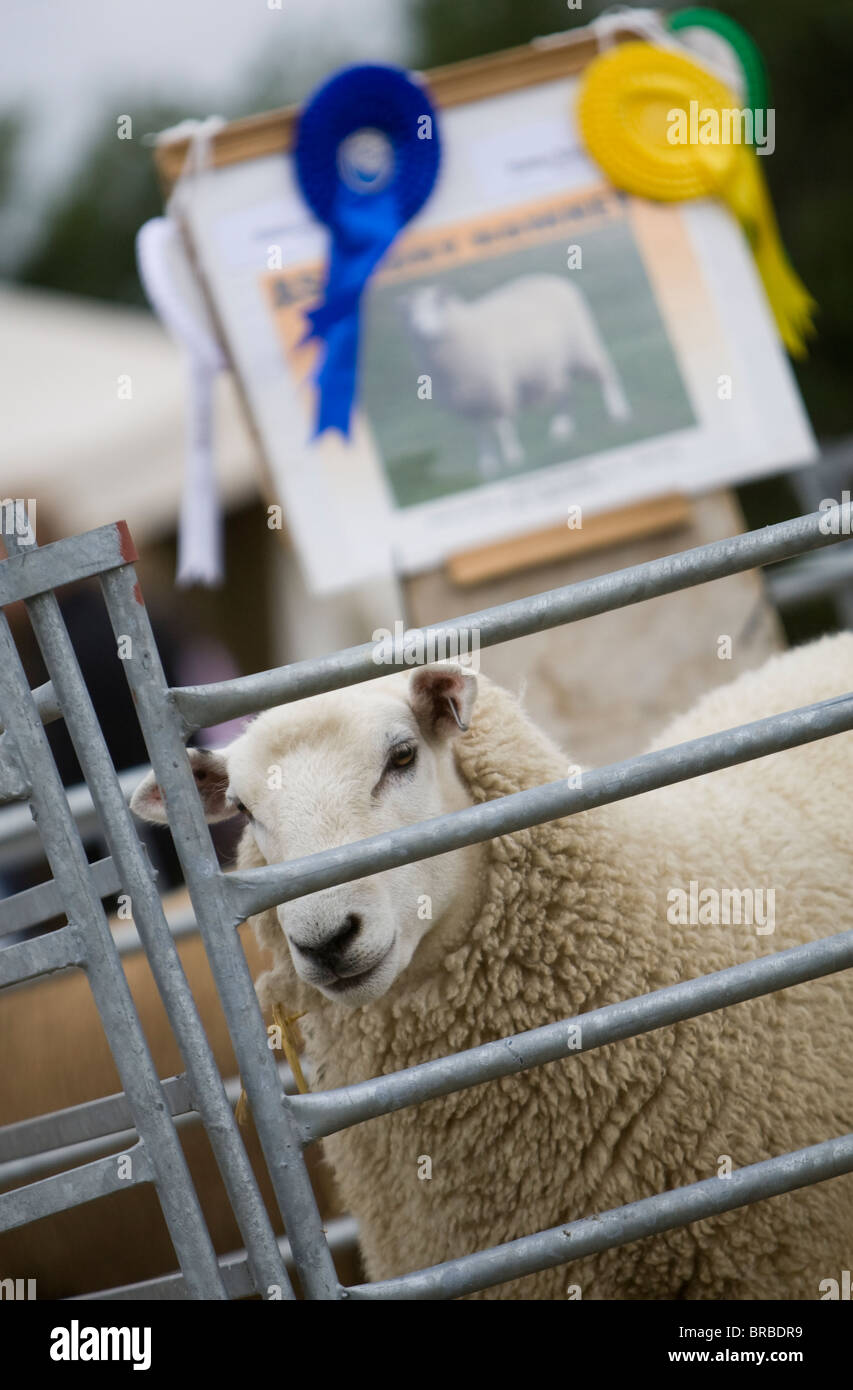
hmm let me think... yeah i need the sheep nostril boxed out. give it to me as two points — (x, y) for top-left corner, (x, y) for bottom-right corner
(335, 913), (362, 951)
(302, 913), (363, 968)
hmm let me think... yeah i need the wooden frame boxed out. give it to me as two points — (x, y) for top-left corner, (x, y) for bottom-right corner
(150, 17), (814, 592)
(154, 20), (676, 588)
(155, 27), (617, 191)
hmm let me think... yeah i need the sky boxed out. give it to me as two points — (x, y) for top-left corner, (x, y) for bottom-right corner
(0, 0), (413, 261)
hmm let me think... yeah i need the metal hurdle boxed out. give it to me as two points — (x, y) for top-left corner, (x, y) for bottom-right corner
(2, 504), (853, 1299)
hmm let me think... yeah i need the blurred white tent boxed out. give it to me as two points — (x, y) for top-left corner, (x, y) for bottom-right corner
(0, 283), (260, 542)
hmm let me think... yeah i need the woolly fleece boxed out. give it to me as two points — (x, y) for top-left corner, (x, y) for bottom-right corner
(245, 634), (853, 1299)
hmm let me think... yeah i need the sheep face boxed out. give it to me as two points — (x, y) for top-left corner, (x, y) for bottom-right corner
(131, 666), (479, 1008)
(399, 284), (454, 341)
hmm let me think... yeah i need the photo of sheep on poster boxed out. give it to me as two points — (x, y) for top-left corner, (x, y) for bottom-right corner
(359, 214), (696, 508)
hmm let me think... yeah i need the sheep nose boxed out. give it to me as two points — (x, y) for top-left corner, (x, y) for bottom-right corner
(300, 914), (362, 970)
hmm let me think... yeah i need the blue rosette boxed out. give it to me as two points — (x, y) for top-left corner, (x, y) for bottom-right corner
(294, 64), (441, 437)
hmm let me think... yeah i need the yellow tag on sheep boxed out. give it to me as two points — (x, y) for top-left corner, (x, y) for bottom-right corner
(272, 1003), (311, 1097)
(235, 1003), (310, 1124)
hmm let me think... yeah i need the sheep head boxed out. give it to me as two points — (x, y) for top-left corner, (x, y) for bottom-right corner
(131, 665), (480, 1007)
(397, 283), (455, 340)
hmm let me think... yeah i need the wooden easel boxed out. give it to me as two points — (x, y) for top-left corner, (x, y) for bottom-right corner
(447, 492), (690, 588)
(151, 21), (700, 597)
(152, 26), (785, 758)
(155, 28), (627, 189)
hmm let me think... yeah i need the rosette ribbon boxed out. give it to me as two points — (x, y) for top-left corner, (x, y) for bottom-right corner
(136, 213), (228, 587)
(578, 36), (816, 358)
(294, 64), (441, 436)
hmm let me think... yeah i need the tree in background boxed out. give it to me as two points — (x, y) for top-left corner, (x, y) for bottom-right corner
(407, 0), (574, 68)
(16, 102), (186, 306)
(719, 0), (853, 439)
(10, 23), (378, 310)
(0, 112), (22, 204)
(0, 110), (26, 276)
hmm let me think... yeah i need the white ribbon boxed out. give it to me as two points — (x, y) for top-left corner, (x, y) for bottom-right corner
(592, 6), (671, 51)
(136, 117), (228, 586)
(591, 5), (746, 95)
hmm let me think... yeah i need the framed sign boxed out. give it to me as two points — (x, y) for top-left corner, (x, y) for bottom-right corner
(156, 24), (816, 595)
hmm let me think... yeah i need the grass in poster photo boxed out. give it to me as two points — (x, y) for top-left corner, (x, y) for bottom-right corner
(360, 215), (696, 508)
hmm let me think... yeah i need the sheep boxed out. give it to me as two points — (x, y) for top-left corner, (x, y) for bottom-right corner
(399, 274), (631, 479)
(132, 638), (853, 1299)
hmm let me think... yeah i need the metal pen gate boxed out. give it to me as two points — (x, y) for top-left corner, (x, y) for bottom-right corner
(2, 506), (853, 1300)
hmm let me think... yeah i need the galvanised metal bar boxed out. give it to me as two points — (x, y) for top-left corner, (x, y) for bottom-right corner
(110, 905), (201, 959)
(0, 1063), (301, 1187)
(32, 680), (61, 727)
(82, 1216), (361, 1303)
(0, 765), (146, 869)
(290, 925), (853, 1143)
(171, 503), (853, 733)
(0, 903), (202, 979)
(0, 609), (227, 1298)
(7, 537), (294, 1305)
(5, 510), (852, 1301)
(0, 520), (136, 607)
(0, 680), (60, 733)
(767, 546), (853, 608)
(0, 906), (201, 983)
(100, 560), (341, 1302)
(226, 689), (853, 924)
(0, 857), (120, 937)
(0, 743), (30, 804)
(0, 1061), (304, 1184)
(345, 1132), (853, 1301)
(0, 1134), (154, 1193)
(0, 925), (86, 988)
(0, 1076), (193, 1166)
(0, 1144), (153, 1234)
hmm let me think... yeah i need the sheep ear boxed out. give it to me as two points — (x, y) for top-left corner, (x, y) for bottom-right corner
(409, 664), (477, 740)
(130, 747), (236, 824)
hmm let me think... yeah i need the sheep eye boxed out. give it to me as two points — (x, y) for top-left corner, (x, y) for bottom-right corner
(388, 743), (417, 771)
(230, 797), (250, 817)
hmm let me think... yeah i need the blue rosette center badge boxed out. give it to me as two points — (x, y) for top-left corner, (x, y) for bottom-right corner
(295, 64), (441, 437)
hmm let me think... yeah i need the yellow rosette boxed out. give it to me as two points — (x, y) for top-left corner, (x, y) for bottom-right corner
(577, 42), (816, 357)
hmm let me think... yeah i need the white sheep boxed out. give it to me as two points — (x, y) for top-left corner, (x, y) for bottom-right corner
(132, 638), (853, 1299)
(400, 274), (631, 478)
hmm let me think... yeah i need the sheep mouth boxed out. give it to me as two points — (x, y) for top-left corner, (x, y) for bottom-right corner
(323, 942), (395, 995)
